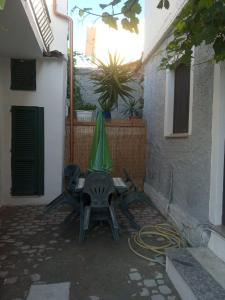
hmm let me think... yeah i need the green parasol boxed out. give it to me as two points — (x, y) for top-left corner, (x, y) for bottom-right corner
(88, 111), (112, 172)
(0, 0), (6, 10)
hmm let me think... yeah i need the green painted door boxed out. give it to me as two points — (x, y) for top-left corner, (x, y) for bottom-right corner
(11, 106), (44, 196)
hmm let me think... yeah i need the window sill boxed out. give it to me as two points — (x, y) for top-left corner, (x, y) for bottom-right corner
(164, 133), (190, 139)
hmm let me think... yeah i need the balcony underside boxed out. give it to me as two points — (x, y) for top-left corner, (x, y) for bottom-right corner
(0, 0), (43, 58)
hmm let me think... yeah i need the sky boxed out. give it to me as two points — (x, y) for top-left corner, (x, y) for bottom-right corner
(68, 0), (145, 67)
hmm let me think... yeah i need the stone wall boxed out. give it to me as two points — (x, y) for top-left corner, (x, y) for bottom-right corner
(143, 41), (214, 245)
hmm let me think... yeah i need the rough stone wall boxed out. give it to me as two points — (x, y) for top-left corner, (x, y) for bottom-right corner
(143, 41), (214, 239)
(76, 67), (143, 119)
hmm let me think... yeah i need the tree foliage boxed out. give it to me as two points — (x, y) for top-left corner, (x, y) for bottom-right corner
(72, 0), (142, 33)
(160, 0), (225, 69)
(72, 0), (225, 68)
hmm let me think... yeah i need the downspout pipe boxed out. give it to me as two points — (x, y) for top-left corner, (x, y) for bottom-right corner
(53, 0), (74, 163)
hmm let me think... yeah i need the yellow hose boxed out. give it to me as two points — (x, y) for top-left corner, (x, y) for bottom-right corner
(128, 223), (185, 266)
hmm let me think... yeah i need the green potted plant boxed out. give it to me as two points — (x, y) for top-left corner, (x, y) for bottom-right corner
(121, 99), (142, 119)
(92, 53), (135, 119)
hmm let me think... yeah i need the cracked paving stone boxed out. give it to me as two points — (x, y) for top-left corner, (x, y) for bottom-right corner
(129, 272), (142, 281)
(159, 285), (172, 295)
(151, 295), (166, 300)
(4, 276), (18, 284)
(140, 287), (150, 297)
(144, 279), (157, 288)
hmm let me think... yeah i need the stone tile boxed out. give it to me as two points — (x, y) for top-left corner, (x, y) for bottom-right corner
(129, 272), (142, 281)
(151, 295), (166, 300)
(0, 255), (7, 260)
(140, 287), (150, 296)
(4, 276), (18, 285)
(144, 279), (157, 288)
(158, 285), (172, 295)
(130, 268), (138, 272)
(0, 271), (8, 278)
(27, 282), (70, 300)
(31, 273), (41, 282)
(157, 279), (164, 285)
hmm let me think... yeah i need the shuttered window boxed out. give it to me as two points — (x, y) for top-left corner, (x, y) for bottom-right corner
(11, 106), (44, 196)
(11, 59), (36, 91)
(173, 64), (190, 134)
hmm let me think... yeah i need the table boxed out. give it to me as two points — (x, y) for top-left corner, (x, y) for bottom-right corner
(75, 177), (128, 193)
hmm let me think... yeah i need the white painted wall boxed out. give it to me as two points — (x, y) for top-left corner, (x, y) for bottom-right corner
(144, 0), (187, 59)
(46, 0), (68, 55)
(0, 57), (67, 205)
(209, 62), (225, 225)
(0, 0), (68, 206)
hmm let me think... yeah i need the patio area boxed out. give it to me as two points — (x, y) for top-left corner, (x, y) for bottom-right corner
(0, 204), (180, 300)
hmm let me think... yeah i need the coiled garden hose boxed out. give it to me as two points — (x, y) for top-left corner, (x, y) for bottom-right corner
(128, 223), (186, 266)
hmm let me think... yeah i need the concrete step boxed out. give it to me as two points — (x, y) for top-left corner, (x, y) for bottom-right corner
(166, 247), (225, 300)
(208, 225), (225, 263)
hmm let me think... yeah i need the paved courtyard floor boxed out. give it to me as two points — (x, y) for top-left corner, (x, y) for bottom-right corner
(0, 205), (180, 300)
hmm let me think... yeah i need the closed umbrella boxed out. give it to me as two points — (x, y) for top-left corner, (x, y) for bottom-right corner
(0, 0), (6, 10)
(88, 111), (112, 172)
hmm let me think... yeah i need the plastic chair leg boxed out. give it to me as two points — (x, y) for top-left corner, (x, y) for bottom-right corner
(84, 206), (91, 231)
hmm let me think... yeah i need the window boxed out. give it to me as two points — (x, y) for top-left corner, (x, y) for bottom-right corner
(11, 106), (44, 196)
(173, 64), (190, 133)
(11, 59), (36, 91)
(164, 63), (193, 137)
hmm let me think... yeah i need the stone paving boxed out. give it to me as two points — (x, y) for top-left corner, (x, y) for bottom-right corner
(0, 204), (181, 300)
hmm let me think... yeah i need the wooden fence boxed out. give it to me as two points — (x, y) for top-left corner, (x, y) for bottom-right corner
(65, 119), (146, 189)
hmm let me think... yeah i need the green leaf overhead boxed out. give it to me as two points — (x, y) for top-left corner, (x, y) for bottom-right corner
(160, 0), (225, 69)
(102, 13), (118, 29)
(72, 0), (142, 34)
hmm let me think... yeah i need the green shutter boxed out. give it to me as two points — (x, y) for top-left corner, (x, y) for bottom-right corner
(11, 106), (44, 196)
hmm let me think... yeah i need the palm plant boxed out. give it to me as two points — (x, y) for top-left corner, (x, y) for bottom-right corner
(91, 53), (135, 114)
(122, 99), (141, 118)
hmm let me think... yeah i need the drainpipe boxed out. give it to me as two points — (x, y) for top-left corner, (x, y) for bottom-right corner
(53, 0), (74, 163)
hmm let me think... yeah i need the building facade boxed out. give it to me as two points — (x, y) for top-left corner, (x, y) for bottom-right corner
(143, 0), (225, 250)
(0, 0), (68, 206)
